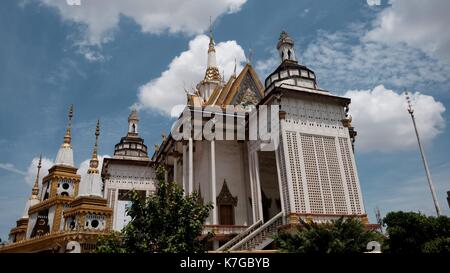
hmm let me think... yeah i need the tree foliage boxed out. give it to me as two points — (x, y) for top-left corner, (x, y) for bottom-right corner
(95, 231), (126, 253)
(383, 211), (450, 254)
(274, 217), (383, 253)
(96, 165), (213, 253)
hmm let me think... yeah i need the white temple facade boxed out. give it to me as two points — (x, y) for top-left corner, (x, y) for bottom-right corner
(152, 31), (367, 251)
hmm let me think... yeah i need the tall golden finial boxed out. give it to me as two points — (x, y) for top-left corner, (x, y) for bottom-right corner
(31, 154), (42, 198)
(88, 120), (100, 174)
(208, 16), (215, 53)
(62, 105), (74, 147)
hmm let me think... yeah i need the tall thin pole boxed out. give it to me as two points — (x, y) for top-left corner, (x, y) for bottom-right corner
(405, 91), (441, 216)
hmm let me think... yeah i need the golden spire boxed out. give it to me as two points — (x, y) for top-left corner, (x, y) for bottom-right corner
(62, 105), (74, 148)
(208, 16), (215, 53)
(88, 120), (100, 174)
(204, 17), (221, 82)
(31, 154), (42, 199)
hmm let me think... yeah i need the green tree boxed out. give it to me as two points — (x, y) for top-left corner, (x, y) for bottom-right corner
(95, 231), (126, 253)
(96, 165), (213, 253)
(383, 211), (450, 254)
(274, 217), (383, 253)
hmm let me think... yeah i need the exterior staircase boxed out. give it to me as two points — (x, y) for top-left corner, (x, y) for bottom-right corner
(219, 212), (284, 252)
(216, 219), (263, 252)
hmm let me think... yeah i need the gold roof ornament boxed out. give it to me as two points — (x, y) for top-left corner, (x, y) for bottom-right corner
(203, 17), (221, 82)
(88, 120), (100, 174)
(62, 105), (74, 148)
(31, 154), (42, 199)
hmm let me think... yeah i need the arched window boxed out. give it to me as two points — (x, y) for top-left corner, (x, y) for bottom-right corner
(132, 123), (136, 133)
(288, 49), (291, 60)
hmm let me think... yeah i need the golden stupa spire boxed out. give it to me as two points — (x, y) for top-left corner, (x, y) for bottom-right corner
(62, 105), (74, 147)
(88, 120), (100, 174)
(208, 16), (215, 53)
(204, 16), (221, 82)
(31, 154), (42, 198)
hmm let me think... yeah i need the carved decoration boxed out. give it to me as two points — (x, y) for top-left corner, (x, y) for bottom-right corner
(232, 73), (262, 106)
(216, 180), (237, 206)
(237, 88), (259, 107)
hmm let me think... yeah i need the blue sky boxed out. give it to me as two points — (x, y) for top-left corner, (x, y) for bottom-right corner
(1, 0), (449, 240)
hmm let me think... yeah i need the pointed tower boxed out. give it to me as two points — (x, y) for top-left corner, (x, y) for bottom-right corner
(55, 105), (75, 167)
(79, 120), (103, 197)
(102, 107), (156, 231)
(277, 31), (297, 63)
(113, 108), (149, 160)
(197, 21), (222, 101)
(264, 31), (317, 94)
(26, 105), (81, 239)
(8, 155), (43, 243)
(64, 120), (112, 234)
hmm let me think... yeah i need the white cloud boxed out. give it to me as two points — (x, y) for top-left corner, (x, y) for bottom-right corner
(37, 0), (246, 45)
(0, 163), (26, 176)
(366, 0), (381, 6)
(365, 0), (450, 63)
(302, 25), (450, 91)
(77, 155), (110, 177)
(345, 85), (446, 152)
(255, 49), (278, 79)
(137, 34), (246, 116)
(24, 157), (55, 186)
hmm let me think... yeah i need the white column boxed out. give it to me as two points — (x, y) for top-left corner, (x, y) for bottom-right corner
(248, 151), (257, 223)
(211, 140), (218, 225)
(254, 152), (264, 222)
(274, 147), (286, 217)
(182, 144), (187, 195)
(188, 137), (194, 194)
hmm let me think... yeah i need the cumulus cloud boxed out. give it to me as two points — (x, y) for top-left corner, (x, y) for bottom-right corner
(24, 157), (55, 186)
(77, 155), (110, 177)
(302, 25), (450, 91)
(137, 34), (246, 116)
(36, 0), (246, 45)
(345, 85), (446, 152)
(365, 0), (450, 63)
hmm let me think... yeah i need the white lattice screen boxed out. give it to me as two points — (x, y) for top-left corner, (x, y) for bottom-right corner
(282, 131), (364, 215)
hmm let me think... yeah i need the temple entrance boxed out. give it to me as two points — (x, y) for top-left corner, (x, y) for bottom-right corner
(219, 204), (234, 225)
(217, 180), (238, 225)
(258, 151), (281, 222)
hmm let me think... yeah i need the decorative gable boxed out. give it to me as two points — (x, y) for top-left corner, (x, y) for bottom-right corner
(216, 180), (238, 206)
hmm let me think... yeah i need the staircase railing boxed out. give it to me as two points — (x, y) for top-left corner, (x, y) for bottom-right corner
(216, 219), (263, 252)
(229, 212), (284, 251)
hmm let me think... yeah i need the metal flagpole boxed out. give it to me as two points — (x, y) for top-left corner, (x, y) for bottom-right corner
(405, 91), (441, 216)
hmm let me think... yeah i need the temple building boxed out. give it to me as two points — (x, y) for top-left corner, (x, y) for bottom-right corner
(101, 109), (156, 231)
(1, 108), (112, 252)
(153, 30), (366, 251)
(1, 30), (368, 253)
